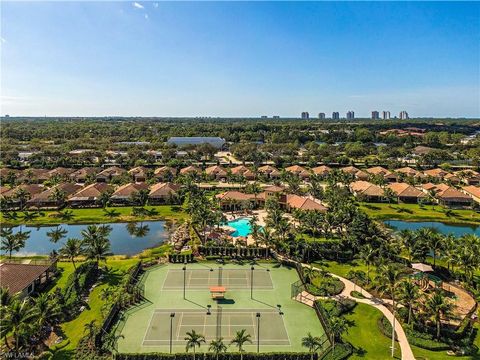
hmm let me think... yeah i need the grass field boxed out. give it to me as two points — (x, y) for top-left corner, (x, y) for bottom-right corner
(359, 203), (480, 225)
(116, 262), (327, 353)
(0, 205), (187, 226)
(343, 303), (402, 359)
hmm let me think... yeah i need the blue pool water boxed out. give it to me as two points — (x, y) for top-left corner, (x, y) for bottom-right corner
(226, 217), (254, 237)
(384, 220), (480, 237)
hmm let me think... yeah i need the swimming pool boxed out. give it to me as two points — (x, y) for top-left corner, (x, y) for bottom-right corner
(226, 217), (254, 237)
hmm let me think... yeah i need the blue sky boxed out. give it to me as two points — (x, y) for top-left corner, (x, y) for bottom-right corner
(1, 1), (479, 118)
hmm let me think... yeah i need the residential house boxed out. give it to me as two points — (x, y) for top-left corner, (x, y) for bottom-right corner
(311, 165), (332, 177)
(285, 165), (311, 180)
(154, 166), (177, 182)
(1, 184), (45, 209)
(96, 166), (126, 182)
(179, 165), (202, 177)
(387, 183), (426, 203)
(444, 173), (461, 185)
(26, 183), (83, 209)
(48, 167), (74, 179)
(462, 186), (480, 204)
(257, 165), (281, 179)
(366, 166), (398, 183)
(216, 191), (257, 210)
(455, 170), (480, 186)
(69, 167), (100, 183)
(285, 195), (327, 212)
(349, 181), (385, 202)
(424, 168), (449, 181)
(341, 166), (369, 181)
(205, 165), (228, 182)
(148, 183), (181, 204)
(421, 183), (473, 208)
(128, 166), (149, 183)
(395, 167), (425, 181)
(412, 146), (435, 156)
(230, 165), (255, 180)
(0, 260), (57, 297)
(20, 168), (50, 183)
(110, 183), (149, 206)
(67, 183), (112, 207)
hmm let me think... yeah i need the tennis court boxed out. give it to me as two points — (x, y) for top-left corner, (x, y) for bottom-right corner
(143, 308), (290, 346)
(162, 267), (274, 290)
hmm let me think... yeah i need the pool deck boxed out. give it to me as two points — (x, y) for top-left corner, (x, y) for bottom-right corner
(224, 210), (268, 245)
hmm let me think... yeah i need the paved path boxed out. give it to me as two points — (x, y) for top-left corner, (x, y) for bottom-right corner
(296, 264), (416, 360)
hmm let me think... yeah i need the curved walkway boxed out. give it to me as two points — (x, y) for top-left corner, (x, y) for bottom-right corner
(298, 265), (416, 360)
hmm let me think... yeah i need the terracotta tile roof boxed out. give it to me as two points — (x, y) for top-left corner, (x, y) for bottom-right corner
(257, 165), (281, 176)
(311, 165), (332, 175)
(215, 191), (255, 201)
(70, 167), (100, 180)
(205, 165), (228, 176)
(436, 187), (472, 201)
(0, 263), (50, 295)
(340, 166), (360, 174)
(0, 168), (21, 178)
(69, 183), (112, 200)
(1, 184), (45, 199)
(350, 181), (384, 197)
(444, 173), (461, 182)
(48, 167), (74, 177)
(366, 166), (391, 176)
(388, 183), (425, 198)
(463, 186), (480, 199)
(421, 183), (449, 193)
(27, 183), (83, 202)
(128, 166), (148, 175)
(286, 195), (327, 211)
(262, 185), (285, 193)
(424, 168), (449, 178)
(180, 165), (201, 175)
(0, 186), (10, 194)
(231, 165), (250, 175)
(149, 183), (180, 197)
(395, 167), (424, 177)
(21, 168), (50, 181)
(285, 165), (308, 174)
(111, 183), (149, 198)
(97, 166), (126, 177)
(154, 166), (177, 176)
(412, 146), (435, 155)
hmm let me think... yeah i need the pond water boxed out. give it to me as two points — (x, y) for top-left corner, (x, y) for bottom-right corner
(226, 217), (253, 237)
(4, 221), (170, 256)
(384, 220), (480, 237)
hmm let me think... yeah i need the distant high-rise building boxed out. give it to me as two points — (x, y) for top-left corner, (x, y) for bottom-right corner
(301, 112), (309, 119)
(332, 112), (340, 120)
(399, 111), (409, 120)
(371, 111), (380, 120)
(261, 115), (268, 119)
(273, 115), (280, 119)
(346, 111), (355, 120)
(318, 113), (326, 120)
(382, 111), (391, 120)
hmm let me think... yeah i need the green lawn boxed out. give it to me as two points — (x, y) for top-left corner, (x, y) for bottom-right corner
(0, 205), (187, 226)
(359, 203), (480, 225)
(313, 260), (378, 281)
(52, 258), (140, 360)
(48, 261), (77, 293)
(343, 303), (402, 359)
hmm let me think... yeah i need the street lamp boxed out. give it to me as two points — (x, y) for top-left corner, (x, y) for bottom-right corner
(256, 312), (261, 353)
(170, 312), (175, 354)
(250, 266), (254, 299)
(183, 262), (187, 300)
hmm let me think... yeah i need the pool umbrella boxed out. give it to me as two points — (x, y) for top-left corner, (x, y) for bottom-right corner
(412, 263), (434, 273)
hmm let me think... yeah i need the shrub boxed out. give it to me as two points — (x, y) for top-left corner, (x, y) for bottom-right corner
(405, 329), (450, 351)
(309, 276), (344, 296)
(320, 343), (353, 360)
(316, 298), (356, 317)
(115, 352), (317, 360)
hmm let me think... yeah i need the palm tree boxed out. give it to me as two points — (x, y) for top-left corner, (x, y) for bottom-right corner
(303, 265), (317, 284)
(375, 264), (403, 357)
(209, 337), (228, 360)
(424, 290), (454, 339)
(1, 298), (37, 351)
(1, 229), (29, 259)
(81, 224), (112, 266)
(230, 329), (252, 360)
(32, 293), (62, 330)
(398, 229), (417, 263)
(330, 316), (349, 355)
(46, 225), (68, 243)
(359, 244), (377, 285)
(14, 188), (30, 210)
(184, 330), (206, 360)
(84, 320), (98, 349)
(60, 238), (83, 270)
(397, 279), (420, 325)
(48, 187), (66, 207)
(301, 332), (322, 360)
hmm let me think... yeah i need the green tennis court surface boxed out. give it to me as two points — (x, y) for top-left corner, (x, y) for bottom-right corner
(162, 268), (273, 290)
(143, 308), (289, 346)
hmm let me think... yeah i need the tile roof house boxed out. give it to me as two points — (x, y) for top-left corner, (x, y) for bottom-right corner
(387, 182), (426, 203)
(257, 165), (281, 179)
(462, 186), (480, 204)
(179, 165), (202, 176)
(231, 165), (255, 180)
(412, 145), (435, 156)
(110, 182), (149, 205)
(421, 183), (473, 208)
(148, 183), (181, 204)
(67, 182), (112, 207)
(48, 167), (74, 178)
(1, 184), (45, 209)
(311, 165), (332, 176)
(444, 173), (461, 185)
(96, 166), (126, 182)
(0, 260), (57, 297)
(366, 166), (398, 182)
(395, 167), (425, 179)
(350, 181), (385, 202)
(128, 166), (149, 183)
(455, 170), (480, 186)
(20, 168), (50, 183)
(341, 166), (369, 181)
(285, 195), (327, 212)
(215, 191), (257, 210)
(154, 166), (178, 181)
(69, 167), (100, 183)
(285, 165), (311, 180)
(424, 168), (450, 180)
(205, 165), (228, 181)
(26, 183), (83, 209)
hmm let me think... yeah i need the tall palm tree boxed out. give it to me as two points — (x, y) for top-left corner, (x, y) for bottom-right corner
(301, 332), (322, 360)
(1, 229), (29, 259)
(398, 229), (417, 263)
(48, 187), (66, 207)
(375, 264), (403, 357)
(14, 188), (30, 210)
(184, 330), (206, 360)
(84, 320), (98, 350)
(46, 225), (68, 244)
(209, 337), (228, 360)
(60, 238), (83, 270)
(397, 279), (420, 325)
(1, 298), (37, 351)
(424, 290), (454, 339)
(32, 293), (62, 330)
(359, 244), (377, 285)
(230, 329), (252, 360)
(330, 316), (349, 355)
(81, 224), (112, 266)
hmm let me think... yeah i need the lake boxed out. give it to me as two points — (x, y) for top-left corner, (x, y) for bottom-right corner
(384, 220), (480, 237)
(5, 221), (170, 256)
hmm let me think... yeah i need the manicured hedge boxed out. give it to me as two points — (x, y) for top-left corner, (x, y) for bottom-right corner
(307, 277), (345, 297)
(405, 329), (451, 351)
(115, 353), (317, 360)
(199, 246), (269, 259)
(169, 253), (194, 263)
(320, 344), (353, 360)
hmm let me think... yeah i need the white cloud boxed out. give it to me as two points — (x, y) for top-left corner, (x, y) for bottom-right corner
(132, 2), (144, 9)
(144, 14), (149, 20)
(153, 2), (159, 8)
(1, 37), (6, 43)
